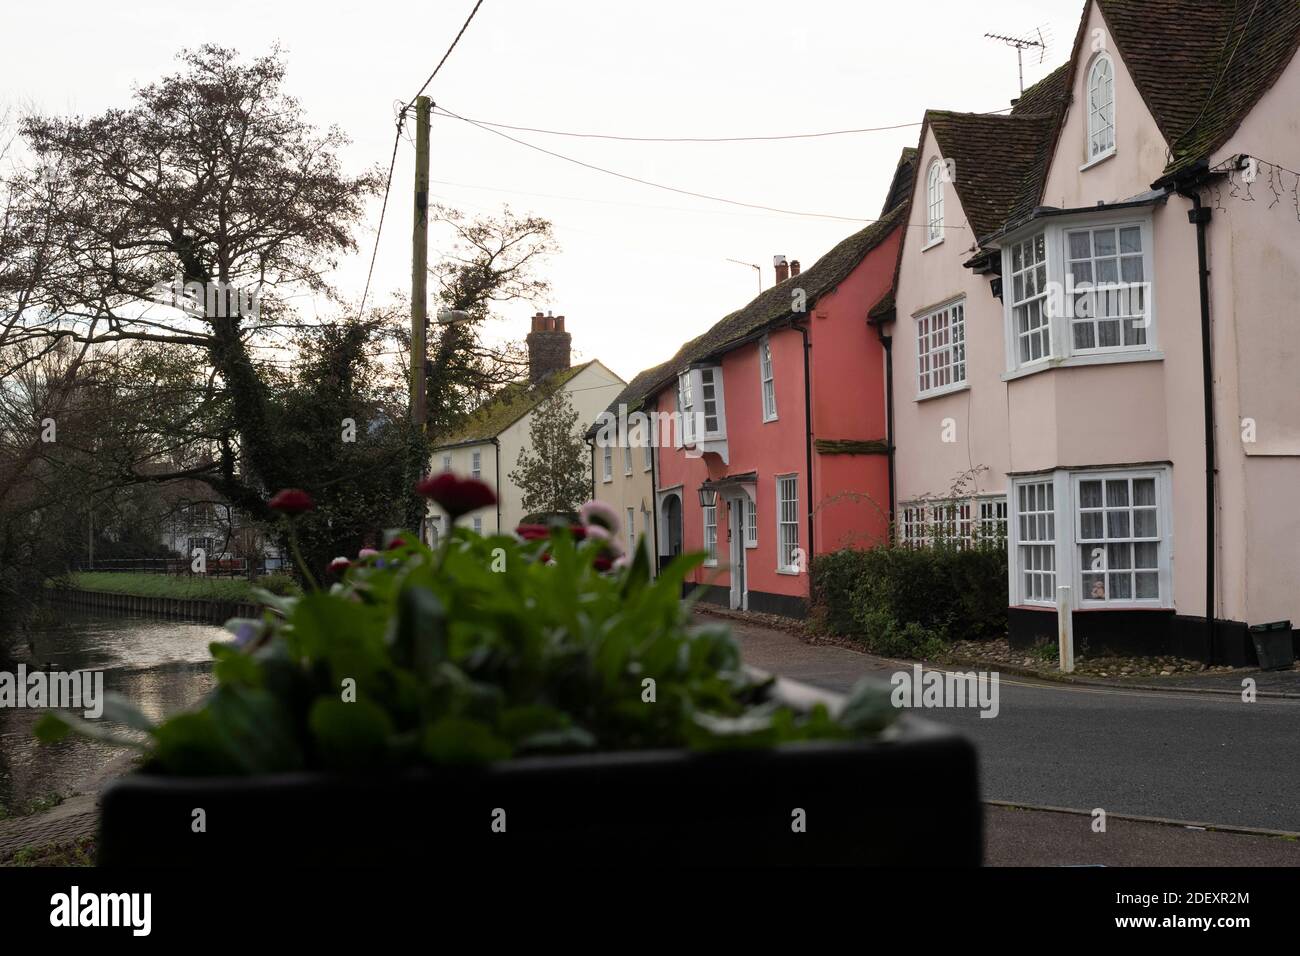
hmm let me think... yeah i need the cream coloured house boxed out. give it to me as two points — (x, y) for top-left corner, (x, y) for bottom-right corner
(428, 313), (624, 538)
(879, 0), (1300, 665)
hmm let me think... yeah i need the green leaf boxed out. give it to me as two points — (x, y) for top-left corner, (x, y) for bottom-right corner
(839, 678), (899, 735)
(422, 717), (511, 764)
(309, 696), (394, 771)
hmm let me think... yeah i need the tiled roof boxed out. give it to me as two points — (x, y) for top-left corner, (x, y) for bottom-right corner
(1092, 0), (1300, 176)
(434, 361), (594, 447)
(584, 359), (673, 439)
(921, 65), (1071, 244)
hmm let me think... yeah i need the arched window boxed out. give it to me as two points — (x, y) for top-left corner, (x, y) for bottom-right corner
(1087, 54), (1116, 160)
(926, 160), (945, 242)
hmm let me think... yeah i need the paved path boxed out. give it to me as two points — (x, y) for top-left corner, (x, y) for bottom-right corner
(983, 804), (1300, 866)
(721, 614), (1300, 834)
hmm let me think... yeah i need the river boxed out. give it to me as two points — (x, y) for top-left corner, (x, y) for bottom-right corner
(0, 605), (228, 814)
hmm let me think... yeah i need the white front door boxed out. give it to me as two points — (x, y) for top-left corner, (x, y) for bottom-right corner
(729, 497), (747, 611)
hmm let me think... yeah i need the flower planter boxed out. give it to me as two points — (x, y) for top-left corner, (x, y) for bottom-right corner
(97, 682), (981, 867)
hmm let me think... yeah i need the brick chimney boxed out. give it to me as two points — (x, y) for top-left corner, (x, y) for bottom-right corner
(790, 259), (801, 278)
(526, 310), (572, 383)
(774, 255), (789, 283)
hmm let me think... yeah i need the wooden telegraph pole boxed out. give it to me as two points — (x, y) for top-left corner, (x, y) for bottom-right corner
(410, 96), (431, 429)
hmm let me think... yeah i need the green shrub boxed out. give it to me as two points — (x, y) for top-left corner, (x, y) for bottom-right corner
(38, 527), (898, 774)
(253, 573), (300, 597)
(811, 545), (1007, 653)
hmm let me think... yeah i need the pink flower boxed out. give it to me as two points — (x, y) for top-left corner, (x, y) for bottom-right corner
(268, 488), (315, 516)
(358, 548), (379, 559)
(328, 556), (351, 574)
(416, 473), (497, 521)
(579, 499), (620, 535)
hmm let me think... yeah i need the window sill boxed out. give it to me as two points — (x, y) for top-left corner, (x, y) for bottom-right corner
(1001, 350), (1164, 382)
(776, 567), (802, 576)
(744, 542), (758, 550)
(1079, 149), (1116, 172)
(703, 560), (718, 568)
(763, 415), (779, 424)
(602, 477), (613, 484)
(915, 382), (969, 402)
(921, 236), (945, 252)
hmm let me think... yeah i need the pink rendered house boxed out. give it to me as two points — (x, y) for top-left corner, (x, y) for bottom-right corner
(605, 152), (915, 616)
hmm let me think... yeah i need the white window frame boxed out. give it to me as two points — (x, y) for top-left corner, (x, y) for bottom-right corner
(759, 336), (777, 422)
(471, 451), (482, 479)
(1008, 232), (1051, 368)
(643, 442), (653, 472)
(1000, 214), (1158, 377)
(627, 507), (636, 553)
(441, 454), (452, 472)
(703, 503), (718, 566)
(1010, 479), (1058, 607)
(472, 515), (483, 535)
(1085, 53), (1116, 166)
(776, 474), (800, 573)
(602, 444), (613, 483)
(744, 496), (757, 549)
(1008, 467), (1173, 611)
(623, 444), (633, 476)
(925, 159), (945, 245)
(677, 365), (727, 445)
(915, 298), (967, 398)
(900, 495), (1007, 550)
(1073, 469), (1169, 608)
(1064, 222), (1152, 356)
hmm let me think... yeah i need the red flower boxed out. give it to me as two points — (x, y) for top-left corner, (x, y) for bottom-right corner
(593, 554), (614, 572)
(515, 523), (551, 541)
(416, 473), (496, 520)
(328, 556), (351, 574)
(269, 488), (315, 516)
(387, 534), (411, 550)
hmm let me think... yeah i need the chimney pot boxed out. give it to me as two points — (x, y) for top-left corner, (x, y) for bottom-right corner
(525, 310), (572, 383)
(790, 259), (801, 277)
(773, 254), (790, 283)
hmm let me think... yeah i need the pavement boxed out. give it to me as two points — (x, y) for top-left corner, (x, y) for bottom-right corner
(711, 608), (1300, 848)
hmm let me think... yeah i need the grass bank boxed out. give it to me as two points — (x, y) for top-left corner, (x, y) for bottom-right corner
(56, 571), (296, 602)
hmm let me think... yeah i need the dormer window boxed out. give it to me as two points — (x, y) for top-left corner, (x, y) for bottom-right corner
(1086, 54), (1116, 162)
(926, 160), (945, 243)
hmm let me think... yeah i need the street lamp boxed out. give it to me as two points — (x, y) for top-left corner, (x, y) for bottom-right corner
(697, 485), (716, 509)
(437, 309), (474, 325)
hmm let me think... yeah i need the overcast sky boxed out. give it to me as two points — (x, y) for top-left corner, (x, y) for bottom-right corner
(2, 0), (1088, 383)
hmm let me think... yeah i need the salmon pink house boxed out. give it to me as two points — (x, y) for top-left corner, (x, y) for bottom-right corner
(594, 153), (915, 616)
(881, 0), (1300, 664)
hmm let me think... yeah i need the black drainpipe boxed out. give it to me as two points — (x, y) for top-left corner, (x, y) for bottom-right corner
(492, 437), (502, 532)
(793, 319), (815, 570)
(649, 407), (660, 575)
(874, 322), (897, 541)
(1176, 182), (1217, 653)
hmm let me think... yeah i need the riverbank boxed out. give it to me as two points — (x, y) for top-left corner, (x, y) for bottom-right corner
(59, 571), (294, 602)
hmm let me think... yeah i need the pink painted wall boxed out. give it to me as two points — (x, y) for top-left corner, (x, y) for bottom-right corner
(653, 223), (901, 606)
(890, 0), (1300, 630)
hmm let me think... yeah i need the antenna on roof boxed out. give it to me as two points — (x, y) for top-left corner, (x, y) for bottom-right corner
(985, 27), (1047, 95)
(725, 258), (762, 295)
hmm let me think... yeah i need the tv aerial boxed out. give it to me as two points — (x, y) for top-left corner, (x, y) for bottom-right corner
(985, 28), (1047, 95)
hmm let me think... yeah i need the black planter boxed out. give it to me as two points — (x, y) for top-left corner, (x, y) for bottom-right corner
(98, 681), (981, 867)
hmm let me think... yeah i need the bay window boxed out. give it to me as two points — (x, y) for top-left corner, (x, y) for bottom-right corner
(1010, 467), (1170, 609)
(1000, 215), (1157, 376)
(676, 364), (728, 459)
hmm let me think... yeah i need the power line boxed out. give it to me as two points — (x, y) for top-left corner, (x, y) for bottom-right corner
(355, 0), (488, 322)
(431, 103), (1013, 143)
(435, 104), (934, 226)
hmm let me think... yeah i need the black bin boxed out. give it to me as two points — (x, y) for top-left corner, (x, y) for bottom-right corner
(1249, 620), (1294, 671)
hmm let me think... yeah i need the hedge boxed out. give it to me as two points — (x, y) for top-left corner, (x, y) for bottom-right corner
(810, 545), (1008, 657)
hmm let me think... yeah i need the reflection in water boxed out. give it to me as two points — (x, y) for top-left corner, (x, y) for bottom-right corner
(0, 608), (229, 811)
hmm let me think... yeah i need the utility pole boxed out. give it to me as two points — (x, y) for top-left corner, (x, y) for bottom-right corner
(411, 95), (431, 429)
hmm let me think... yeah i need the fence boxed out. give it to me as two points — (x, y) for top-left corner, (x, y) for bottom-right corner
(49, 587), (260, 624)
(72, 556), (285, 578)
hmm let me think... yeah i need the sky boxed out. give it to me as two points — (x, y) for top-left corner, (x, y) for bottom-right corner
(1, 0), (1089, 384)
